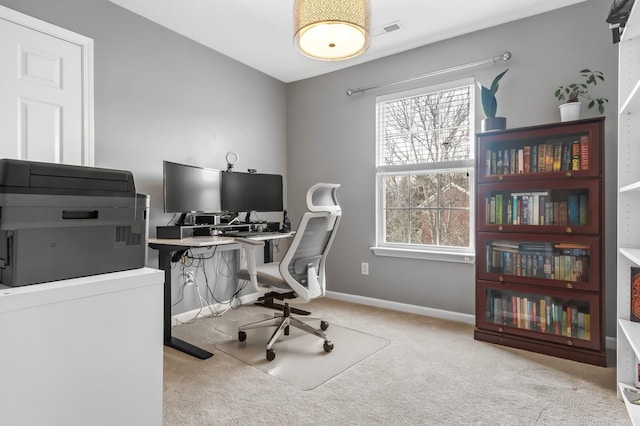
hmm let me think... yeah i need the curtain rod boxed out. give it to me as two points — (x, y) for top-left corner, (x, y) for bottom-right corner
(345, 51), (512, 96)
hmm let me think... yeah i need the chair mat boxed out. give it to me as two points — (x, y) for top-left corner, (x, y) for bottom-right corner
(213, 313), (390, 390)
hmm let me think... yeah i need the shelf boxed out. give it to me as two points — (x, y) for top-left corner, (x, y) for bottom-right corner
(621, 79), (640, 115)
(619, 382), (640, 426)
(621, 248), (640, 266)
(622, 2), (640, 42)
(618, 2), (640, 422)
(621, 319), (640, 360)
(620, 79), (640, 115)
(621, 181), (640, 193)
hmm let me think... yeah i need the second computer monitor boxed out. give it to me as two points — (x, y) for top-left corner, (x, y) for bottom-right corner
(221, 171), (283, 213)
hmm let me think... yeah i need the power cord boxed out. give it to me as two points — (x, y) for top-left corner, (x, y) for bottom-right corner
(171, 246), (247, 327)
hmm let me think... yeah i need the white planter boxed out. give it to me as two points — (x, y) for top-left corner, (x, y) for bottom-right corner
(559, 102), (581, 122)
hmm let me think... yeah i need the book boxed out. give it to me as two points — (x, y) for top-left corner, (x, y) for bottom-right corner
(491, 150), (497, 175)
(503, 149), (510, 175)
(557, 201), (568, 226)
(510, 148), (516, 174)
(571, 141), (580, 171)
(523, 146), (531, 173)
(631, 267), (640, 322)
(579, 194), (588, 225)
(489, 196), (496, 224)
(567, 195), (579, 226)
(517, 149), (524, 174)
(531, 145), (538, 173)
(552, 144), (562, 171)
(562, 144), (571, 171)
(486, 149), (491, 175)
(545, 143), (554, 172)
(531, 194), (539, 225)
(537, 144), (546, 172)
(580, 135), (589, 170)
(578, 312), (585, 339)
(495, 193), (503, 225)
(522, 195), (529, 224)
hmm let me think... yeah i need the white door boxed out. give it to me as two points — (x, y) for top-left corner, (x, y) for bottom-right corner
(0, 6), (94, 166)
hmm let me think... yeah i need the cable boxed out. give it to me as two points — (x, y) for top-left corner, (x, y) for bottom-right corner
(172, 245), (249, 326)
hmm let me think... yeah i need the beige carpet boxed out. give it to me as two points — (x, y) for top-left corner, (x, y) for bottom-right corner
(165, 298), (629, 425)
(213, 313), (390, 390)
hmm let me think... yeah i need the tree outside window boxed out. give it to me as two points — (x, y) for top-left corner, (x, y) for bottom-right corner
(376, 80), (475, 255)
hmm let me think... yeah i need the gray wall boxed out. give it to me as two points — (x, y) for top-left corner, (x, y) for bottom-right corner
(0, 0), (287, 314)
(286, 0), (619, 337)
(1, 0), (620, 338)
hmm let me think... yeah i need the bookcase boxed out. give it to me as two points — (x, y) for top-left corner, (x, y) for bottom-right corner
(617, 2), (640, 422)
(475, 117), (605, 367)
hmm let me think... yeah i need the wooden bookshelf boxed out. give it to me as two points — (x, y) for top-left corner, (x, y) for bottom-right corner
(475, 118), (605, 366)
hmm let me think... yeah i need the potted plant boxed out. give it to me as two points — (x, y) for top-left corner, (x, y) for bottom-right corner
(478, 69), (508, 132)
(554, 69), (608, 122)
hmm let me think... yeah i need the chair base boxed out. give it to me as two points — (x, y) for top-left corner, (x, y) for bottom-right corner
(238, 302), (333, 361)
(254, 291), (311, 316)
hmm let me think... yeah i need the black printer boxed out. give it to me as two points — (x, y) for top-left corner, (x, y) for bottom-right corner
(0, 159), (149, 286)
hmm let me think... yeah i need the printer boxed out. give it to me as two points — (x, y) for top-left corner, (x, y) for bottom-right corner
(0, 159), (149, 286)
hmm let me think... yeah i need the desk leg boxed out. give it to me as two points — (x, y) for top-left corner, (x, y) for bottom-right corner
(263, 239), (273, 263)
(159, 249), (213, 360)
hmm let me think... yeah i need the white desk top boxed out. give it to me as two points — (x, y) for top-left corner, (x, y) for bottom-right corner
(148, 236), (236, 247)
(148, 232), (294, 248)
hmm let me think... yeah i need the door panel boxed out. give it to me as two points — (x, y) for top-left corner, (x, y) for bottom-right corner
(0, 12), (85, 165)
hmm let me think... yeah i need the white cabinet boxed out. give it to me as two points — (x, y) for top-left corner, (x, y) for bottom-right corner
(0, 267), (164, 426)
(617, 2), (640, 423)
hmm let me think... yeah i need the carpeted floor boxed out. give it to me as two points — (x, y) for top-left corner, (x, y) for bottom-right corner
(164, 297), (629, 425)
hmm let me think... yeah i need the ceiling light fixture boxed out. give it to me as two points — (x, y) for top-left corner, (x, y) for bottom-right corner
(293, 0), (371, 61)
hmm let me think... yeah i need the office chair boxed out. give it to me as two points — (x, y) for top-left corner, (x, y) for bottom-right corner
(235, 183), (341, 361)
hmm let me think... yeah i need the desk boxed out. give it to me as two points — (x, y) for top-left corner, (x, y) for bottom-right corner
(148, 232), (294, 359)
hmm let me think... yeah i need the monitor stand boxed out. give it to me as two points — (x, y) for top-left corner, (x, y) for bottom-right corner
(175, 212), (189, 226)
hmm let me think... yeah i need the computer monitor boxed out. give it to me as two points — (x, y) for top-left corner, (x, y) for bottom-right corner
(221, 171), (283, 216)
(163, 161), (221, 224)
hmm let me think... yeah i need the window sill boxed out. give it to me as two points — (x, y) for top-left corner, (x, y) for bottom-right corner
(371, 246), (475, 264)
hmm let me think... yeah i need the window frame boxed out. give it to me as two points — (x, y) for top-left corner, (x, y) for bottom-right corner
(372, 78), (476, 263)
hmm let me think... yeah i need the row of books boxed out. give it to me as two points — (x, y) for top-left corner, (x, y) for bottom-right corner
(486, 191), (588, 226)
(485, 293), (591, 340)
(485, 136), (589, 176)
(486, 241), (590, 282)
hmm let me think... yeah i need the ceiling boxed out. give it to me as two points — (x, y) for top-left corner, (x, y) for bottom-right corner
(108, 0), (588, 83)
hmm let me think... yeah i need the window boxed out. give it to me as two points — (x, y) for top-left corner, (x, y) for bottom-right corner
(373, 79), (475, 262)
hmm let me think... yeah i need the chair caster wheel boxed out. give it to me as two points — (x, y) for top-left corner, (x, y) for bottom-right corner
(320, 320), (329, 331)
(266, 349), (276, 361)
(238, 331), (247, 342)
(323, 341), (334, 352)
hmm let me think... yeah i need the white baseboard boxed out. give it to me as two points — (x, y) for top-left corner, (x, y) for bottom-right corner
(174, 290), (617, 351)
(325, 291), (476, 325)
(171, 293), (259, 326)
(606, 336), (616, 352)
